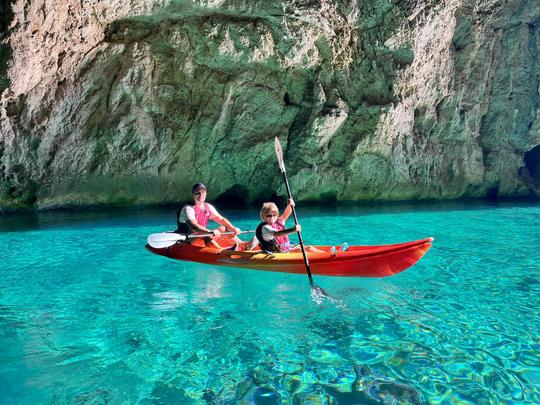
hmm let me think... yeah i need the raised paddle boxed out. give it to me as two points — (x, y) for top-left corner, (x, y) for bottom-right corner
(148, 230), (254, 249)
(274, 137), (328, 296)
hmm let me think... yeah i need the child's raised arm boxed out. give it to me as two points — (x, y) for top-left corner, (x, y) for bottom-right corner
(280, 198), (295, 221)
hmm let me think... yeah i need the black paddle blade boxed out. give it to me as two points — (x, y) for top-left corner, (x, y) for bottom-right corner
(310, 284), (348, 309)
(310, 283), (330, 300)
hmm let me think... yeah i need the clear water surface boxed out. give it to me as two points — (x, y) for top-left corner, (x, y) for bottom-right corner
(0, 201), (539, 404)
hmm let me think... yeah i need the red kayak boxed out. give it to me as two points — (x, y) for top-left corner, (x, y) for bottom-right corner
(145, 237), (433, 277)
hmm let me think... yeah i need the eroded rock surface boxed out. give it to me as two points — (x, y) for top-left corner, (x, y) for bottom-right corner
(0, 0), (539, 209)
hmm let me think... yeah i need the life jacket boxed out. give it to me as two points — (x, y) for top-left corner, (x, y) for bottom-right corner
(176, 203), (211, 233)
(255, 219), (291, 253)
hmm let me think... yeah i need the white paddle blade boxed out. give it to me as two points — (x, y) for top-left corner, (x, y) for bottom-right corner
(147, 232), (186, 248)
(274, 137), (286, 173)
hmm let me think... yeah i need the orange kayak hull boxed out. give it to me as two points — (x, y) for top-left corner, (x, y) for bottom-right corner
(145, 237), (433, 278)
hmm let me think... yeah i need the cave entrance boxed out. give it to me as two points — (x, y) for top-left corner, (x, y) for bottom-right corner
(524, 145), (540, 183)
(214, 184), (249, 208)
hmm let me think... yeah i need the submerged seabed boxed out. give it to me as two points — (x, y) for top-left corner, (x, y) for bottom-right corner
(0, 201), (539, 404)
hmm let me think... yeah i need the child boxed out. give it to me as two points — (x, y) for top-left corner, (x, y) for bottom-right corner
(253, 199), (300, 253)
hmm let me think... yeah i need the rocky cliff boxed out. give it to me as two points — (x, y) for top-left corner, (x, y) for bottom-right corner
(0, 0), (539, 209)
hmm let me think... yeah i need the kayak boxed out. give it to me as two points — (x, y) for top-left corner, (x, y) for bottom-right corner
(145, 237), (433, 277)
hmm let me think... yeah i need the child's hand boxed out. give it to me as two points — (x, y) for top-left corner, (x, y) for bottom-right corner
(288, 198), (295, 208)
(212, 229), (222, 238)
(294, 224), (301, 232)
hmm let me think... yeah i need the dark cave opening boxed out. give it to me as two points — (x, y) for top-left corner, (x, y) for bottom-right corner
(214, 184), (249, 207)
(0, 0), (13, 35)
(524, 145), (540, 182)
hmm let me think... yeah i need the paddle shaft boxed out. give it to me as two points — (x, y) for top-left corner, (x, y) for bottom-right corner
(279, 170), (314, 286)
(187, 230), (253, 239)
(147, 230), (254, 249)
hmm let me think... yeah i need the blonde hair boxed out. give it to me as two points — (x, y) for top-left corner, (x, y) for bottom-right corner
(260, 202), (279, 221)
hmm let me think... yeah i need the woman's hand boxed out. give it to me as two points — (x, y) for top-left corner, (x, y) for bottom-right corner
(288, 198), (295, 208)
(232, 227), (241, 235)
(212, 229), (222, 238)
(294, 224), (301, 232)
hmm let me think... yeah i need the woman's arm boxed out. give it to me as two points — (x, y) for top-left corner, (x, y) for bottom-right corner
(187, 219), (211, 233)
(214, 215), (240, 234)
(211, 205), (241, 235)
(186, 205), (220, 236)
(184, 206), (213, 233)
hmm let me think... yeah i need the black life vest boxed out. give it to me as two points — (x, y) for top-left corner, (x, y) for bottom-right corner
(176, 206), (187, 233)
(256, 222), (280, 253)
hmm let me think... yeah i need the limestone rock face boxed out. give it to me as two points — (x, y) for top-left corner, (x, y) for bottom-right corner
(0, 0), (539, 209)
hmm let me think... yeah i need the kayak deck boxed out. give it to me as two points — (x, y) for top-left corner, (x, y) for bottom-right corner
(145, 237), (434, 277)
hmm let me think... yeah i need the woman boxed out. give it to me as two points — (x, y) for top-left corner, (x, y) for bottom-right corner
(177, 182), (242, 249)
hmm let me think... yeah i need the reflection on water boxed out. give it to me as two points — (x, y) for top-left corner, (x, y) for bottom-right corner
(151, 291), (188, 311)
(0, 201), (539, 403)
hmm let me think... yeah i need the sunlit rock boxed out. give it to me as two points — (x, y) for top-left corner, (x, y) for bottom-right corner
(0, 0), (539, 209)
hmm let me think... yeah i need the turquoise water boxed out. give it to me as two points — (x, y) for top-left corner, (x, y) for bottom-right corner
(1, 201), (539, 404)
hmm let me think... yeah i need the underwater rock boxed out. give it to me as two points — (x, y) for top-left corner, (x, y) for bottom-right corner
(292, 388), (335, 405)
(149, 381), (195, 404)
(354, 364), (424, 404)
(247, 386), (281, 404)
(0, 0), (539, 209)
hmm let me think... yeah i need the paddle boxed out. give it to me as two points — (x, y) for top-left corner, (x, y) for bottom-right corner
(274, 137), (328, 296)
(148, 230), (254, 249)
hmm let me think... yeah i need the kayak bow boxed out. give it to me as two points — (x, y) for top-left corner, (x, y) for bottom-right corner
(145, 237), (433, 277)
